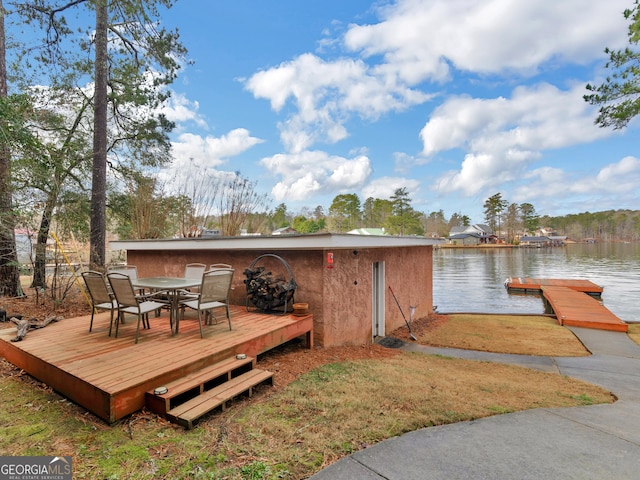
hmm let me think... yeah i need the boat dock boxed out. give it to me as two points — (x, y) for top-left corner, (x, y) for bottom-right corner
(505, 278), (627, 333)
(505, 277), (603, 296)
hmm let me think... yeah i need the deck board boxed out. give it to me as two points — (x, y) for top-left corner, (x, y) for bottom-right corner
(541, 285), (627, 332)
(0, 305), (312, 423)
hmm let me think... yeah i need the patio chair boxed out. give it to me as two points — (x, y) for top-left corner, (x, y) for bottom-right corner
(208, 264), (233, 293)
(108, 264), (147, 295)
(82, 270), (118, 335)
(107, 264), (138, 279)
(185, 263), (207, 280)
(183, 263), (207, 295)
(107, 272), (168, 344)
(209, 263), (232, 270)
(180, 268), (234, 338)
(176, 263), (208, 306)
(175, 263), (205, 318)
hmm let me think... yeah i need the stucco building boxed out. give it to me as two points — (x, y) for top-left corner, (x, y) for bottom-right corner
(109, 233), (437, 347)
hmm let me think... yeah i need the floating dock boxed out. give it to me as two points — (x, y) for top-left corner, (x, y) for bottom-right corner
(505, 278), (627, 333)
(505, 277), (603, 296)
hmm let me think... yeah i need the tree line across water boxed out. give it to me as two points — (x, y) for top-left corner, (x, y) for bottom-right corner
(245, 191), (640, 243)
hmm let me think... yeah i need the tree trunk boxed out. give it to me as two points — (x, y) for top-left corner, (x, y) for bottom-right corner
(90, 0), (108, 268)
(31, 190), (57, 289)
(0, 0), (21, 297)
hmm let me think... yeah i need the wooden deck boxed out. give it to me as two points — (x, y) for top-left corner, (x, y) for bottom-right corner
(541, 285), (628, 332)
(505, 277), (627, 332)
(0, 305), (313, 423)
(505, 277), (604, 296)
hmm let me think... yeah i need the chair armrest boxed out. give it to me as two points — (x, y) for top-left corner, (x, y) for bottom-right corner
(176, 289), (200, 300)
(137, 290), (171, 303)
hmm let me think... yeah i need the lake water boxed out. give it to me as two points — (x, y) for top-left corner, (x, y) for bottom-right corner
(432, 243), (640, 323)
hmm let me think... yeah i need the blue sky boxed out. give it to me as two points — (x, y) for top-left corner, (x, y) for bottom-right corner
(155, 0), (639, 223)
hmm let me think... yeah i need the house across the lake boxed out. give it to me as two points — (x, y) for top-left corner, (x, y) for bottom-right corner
(519, 235), (567, 247)
(448, 224), (495, 245)
(110, 233), (438, 347)
(271, 226), (298, 235)
(348, 227), (387, 236)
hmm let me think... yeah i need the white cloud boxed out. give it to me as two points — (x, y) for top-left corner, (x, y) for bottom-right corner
(345, 0), (629, 80)
(157, 128), (264, 200)
(245, 53), (432, 152)
(513, 166), (568, 200)
(595, 156), (640, 188)
(361, 177), (421, 201)
(170, 128), (263, 169)
(159, 129), (265, 197)
(161, 92), (208, 130)
(260, 150), (372, 201)
(511, 157), (640, 213)
(393, 152), (421, 174)
(425, 83), (614, 196)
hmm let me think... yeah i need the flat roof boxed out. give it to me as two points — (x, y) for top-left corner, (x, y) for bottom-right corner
(110, 232), (442, 252)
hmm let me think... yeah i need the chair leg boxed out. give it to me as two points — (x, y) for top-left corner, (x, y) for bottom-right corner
(89, 309), (95, 332)
(108, 310), (115, 337)
(135, 314), (142, 344)
(114, 311), (122, 338)
(226, 305), (232, 330)
(197, 310), (204, 338)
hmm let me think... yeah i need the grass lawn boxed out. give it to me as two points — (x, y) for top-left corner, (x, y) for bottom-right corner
(628, 323), (640, 346)
(419, 314), (590, 356)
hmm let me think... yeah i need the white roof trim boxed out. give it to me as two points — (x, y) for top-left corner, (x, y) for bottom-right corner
(110, 233), (440, 251)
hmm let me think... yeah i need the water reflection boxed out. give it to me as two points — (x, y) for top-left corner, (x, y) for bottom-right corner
(433, 243), (640, 322)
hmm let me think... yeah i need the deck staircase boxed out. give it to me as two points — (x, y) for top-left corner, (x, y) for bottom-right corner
(145, 356), (274, 429)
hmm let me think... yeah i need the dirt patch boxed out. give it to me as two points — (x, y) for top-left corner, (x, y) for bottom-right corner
(230, 314), (448, 391)
(388, 313), (450, 341)
(0, 288), (90, 324)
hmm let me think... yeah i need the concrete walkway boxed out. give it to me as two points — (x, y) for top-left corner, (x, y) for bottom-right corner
(310, 327), (640, 480)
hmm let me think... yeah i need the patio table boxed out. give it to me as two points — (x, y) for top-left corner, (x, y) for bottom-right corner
(132, 277), (200, 334)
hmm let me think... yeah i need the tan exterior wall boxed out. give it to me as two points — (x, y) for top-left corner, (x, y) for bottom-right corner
(126, 245), (432, 347)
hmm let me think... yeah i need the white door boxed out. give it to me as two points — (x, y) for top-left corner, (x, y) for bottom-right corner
(372, 261), (385, 340)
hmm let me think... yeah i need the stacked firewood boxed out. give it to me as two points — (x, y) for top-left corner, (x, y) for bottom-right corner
(244, 266), (297, 311)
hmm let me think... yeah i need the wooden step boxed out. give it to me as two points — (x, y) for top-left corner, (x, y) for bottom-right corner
(145, 356), (254, 415)
(166, 369), (274, 429)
